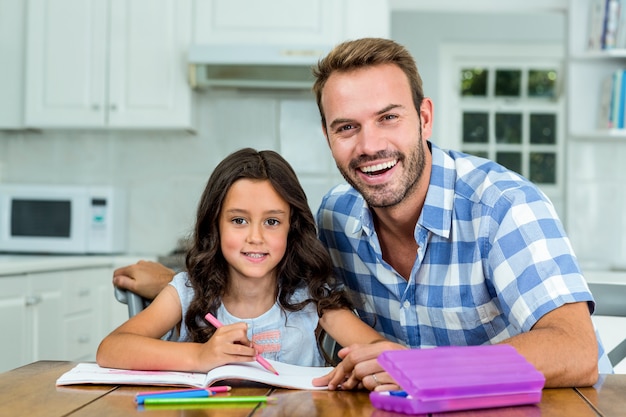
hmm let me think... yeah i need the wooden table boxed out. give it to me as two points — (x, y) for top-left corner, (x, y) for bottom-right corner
(0, 361), (623, 417)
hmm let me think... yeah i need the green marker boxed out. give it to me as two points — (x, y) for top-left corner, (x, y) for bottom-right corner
(143, 396), (274, 406)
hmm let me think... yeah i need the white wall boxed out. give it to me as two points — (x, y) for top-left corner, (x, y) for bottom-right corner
(0, 91), (342, 255)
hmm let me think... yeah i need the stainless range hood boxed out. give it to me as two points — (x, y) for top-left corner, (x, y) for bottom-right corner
(188, 44), (331, 90)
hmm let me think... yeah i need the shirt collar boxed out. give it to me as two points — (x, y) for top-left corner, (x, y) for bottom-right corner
(418, 141), (455, 239)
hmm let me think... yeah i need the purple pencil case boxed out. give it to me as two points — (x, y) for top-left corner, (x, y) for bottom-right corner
(369, 345), (545, 415)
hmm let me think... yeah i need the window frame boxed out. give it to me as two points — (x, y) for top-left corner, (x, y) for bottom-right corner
(437, 43), (566, 218)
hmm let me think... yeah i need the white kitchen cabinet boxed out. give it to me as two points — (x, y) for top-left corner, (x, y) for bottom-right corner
(0, 0), (25, 128)
(25, 0), (193, 129)
(0, 275), (29, 372)
(193, 0), (389, 46)
(0, 263), (128, 373)
(93, 270), (129, 348)
(62, 268), (102, 362)
(29, 272), (65, 363)
(0, 271), (63, 373)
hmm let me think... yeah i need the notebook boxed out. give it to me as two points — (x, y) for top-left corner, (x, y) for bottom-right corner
(369, 345), (546, 414)
(56, 359), (333, 391)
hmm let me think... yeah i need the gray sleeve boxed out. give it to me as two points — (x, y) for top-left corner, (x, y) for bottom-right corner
(166, 271), (195, 341)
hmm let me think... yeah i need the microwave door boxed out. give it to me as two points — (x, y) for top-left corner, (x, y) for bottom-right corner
(6, 195), (87, 253)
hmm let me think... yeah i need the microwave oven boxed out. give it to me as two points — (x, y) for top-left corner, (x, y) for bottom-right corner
(0, 184), (127, 254)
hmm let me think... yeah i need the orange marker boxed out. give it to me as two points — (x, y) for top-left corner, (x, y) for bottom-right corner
(204, 312), (279, 375)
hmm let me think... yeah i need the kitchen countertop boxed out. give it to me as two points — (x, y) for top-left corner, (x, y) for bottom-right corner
(0, 254), (156, 276)
(583, 269), (626, 284)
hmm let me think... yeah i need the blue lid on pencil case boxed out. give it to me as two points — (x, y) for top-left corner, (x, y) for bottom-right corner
(369, 345), (545, 415)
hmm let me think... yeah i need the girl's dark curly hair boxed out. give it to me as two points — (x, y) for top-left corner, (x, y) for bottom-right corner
(185, 148), (351, 342)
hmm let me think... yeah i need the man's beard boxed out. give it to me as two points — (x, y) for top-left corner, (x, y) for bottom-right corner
(337, 129), (426, 209)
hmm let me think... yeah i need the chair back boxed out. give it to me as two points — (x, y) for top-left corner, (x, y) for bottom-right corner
(589, 282), (626, 368)
(114, 287), (150, 317)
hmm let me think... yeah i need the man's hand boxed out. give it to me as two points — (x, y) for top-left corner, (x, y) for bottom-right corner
(313, 340), (406, 391)
(112, 260), (175, 300)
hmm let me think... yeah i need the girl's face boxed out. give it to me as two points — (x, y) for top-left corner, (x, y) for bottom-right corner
(219, 179), (290, 284)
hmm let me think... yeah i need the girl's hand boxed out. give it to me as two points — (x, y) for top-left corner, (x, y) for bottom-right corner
(312, 361), (350, 390)
(197, 322), (256, 371)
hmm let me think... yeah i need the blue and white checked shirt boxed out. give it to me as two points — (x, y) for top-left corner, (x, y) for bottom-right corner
(317, 141), (612, 373)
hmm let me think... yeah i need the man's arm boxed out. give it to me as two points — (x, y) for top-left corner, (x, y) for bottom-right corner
(112, 260), (175, 300)
(331, 301), (599, 390)
(503, 301), (598, 387)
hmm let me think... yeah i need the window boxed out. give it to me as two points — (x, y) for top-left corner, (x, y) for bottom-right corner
(439, 44), (565, 217)
(459, 66), (559, 185)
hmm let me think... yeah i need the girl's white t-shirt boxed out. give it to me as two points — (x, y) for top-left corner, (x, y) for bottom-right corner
(168, 271), (325, 367)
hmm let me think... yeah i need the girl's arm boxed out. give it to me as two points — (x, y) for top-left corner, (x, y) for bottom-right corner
(96, 285), (257, 373)
(318, 308), (384, 347)
(316, 308), (403, 391)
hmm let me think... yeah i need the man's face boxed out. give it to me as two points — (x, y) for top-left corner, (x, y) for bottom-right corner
(320, 64), (432, 208)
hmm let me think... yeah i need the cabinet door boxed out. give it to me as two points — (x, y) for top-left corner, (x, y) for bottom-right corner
(0, 276), (29, 373)
(63, 267), (104, 361)
(29, 272), (64, 362)
(25, 0), (107, 127)
(194, 0), (341, 45)
(0, 0), (25, 128)
(342, 0), (390, 39)
(108, 0), (192, 128)
(93, 267), (128, 340)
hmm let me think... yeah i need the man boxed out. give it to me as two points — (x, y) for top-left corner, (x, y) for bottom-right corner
(114, 38), (611, 390)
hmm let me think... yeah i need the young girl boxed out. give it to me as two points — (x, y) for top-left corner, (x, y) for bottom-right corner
(97, 148), (384, 374)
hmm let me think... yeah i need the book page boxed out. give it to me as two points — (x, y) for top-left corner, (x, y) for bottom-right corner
(56, 361), (334, 390)
(56, 363), (208, 388)
(204, 359), (333, 390)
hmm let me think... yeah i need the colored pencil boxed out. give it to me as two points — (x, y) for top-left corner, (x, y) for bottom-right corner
(136, 386), (231, 396)
(136, 389), (211, 404)
(143, 395), (274, 406)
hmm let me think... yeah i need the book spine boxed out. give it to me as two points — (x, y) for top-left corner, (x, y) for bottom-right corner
(617, 0), (626, 48)
(604, 0), (621, 49)
(617, 70), (626, 129)
(611, 69), (623, 128)
(601, 0), (612, 49)
(589, 0), (608, 50)
(598, 73), (614, 129)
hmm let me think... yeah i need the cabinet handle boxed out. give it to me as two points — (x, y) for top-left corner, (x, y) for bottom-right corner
(25, 295), (42, 306)
(78, 289), (90, 297)
(110, 104), (117, 111)
(78, 336), (90, 344)
(92, 104), (100, 111)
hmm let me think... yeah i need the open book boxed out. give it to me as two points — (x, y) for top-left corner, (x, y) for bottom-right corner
(56, 360), (334, 391)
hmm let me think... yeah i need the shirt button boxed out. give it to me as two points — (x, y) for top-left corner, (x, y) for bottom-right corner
(403, 301), (411, 309)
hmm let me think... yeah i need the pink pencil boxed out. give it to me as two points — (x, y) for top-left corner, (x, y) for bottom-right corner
(204, 312), (280, 376)
(136, 386), (231, 396)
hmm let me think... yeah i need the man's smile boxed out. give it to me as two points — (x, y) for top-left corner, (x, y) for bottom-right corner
(359, 159), (398, 175)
